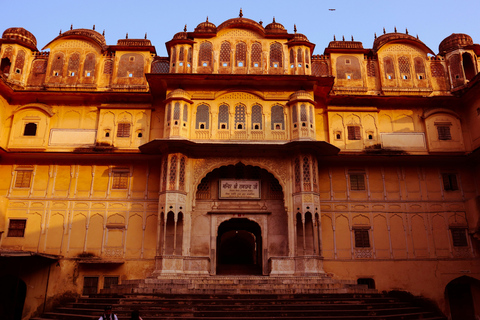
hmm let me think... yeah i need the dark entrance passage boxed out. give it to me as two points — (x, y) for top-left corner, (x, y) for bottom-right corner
(0, 275), (26, 320)
(446, 276), (480, 320)
(217, 218), (262, 275)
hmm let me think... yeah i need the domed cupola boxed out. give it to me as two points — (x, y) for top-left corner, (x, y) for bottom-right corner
(286, 26), (315, 75)
(2, 27), (37, 51)
(439, 33), (474, 55)
(43, 26), (107, 51)
(194, 17), (217, 34)
(265, 17), (287, 34)
(372, 29), (433, 54)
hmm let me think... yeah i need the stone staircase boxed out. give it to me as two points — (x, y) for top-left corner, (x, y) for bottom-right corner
(31, 276), (447, 320)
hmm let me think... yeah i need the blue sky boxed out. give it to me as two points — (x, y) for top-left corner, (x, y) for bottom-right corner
(2, 0), (479, 56)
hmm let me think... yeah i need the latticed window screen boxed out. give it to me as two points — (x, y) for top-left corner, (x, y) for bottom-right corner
(161, 157), (168, 191)
(289, 49), (295, 64)
(218, 105), (229, 129)
(305, 49), (309, 64)
(271, 105), (285, 130)
(196, 105), (209, 129)
(15, 50), (25, 70)
(384, 57), (395, 79)
(309, 106), (314, 124)
(251, 42), (262, 67)
(300, 105), (307, 122)
(220, 41), (231, 65)
(169, 156), (177, 189)
(442, 173), (458, 191)
(269, 43), (283, 67)
(187, 48), (192, 63)
(297, 48), (303, 63)
(183, 104), (188, 122)
(171, 47), (177, 63)
(151, 60), (169, 73)
(269, 178), (283, 200)
(196, 177), (210, 199)
(347, 125), (361, 140)
(112, 172), (129, 189)
(251, 105), (262, 129)
(52, 53), (64, 74)
(84, 53), (96, 74)
(33, 60), (47, 74)
(173, 103), (180, 120)
(15, 170), (32, 188)
(179, 157), (186, 191)
(67, 52), (80, 74)
(354, 229), (370, 247)
(450, 228), (468, 247)
(350, 173), (366, 190)
(398, 56), (411, 76)
(235, 105), (246, 129)
(103, 59), (113, 74)
(414, 57), (425, 74)
(430, 63), (445, 78)
(236, 42), (246, 66)
(303, 157), (311, 191)
(198, 42), (213, 66)
(437, 125), (451, 140)
(292, 105), (298, 123)
(367, 61), (376, 77)
(312, 61), (329, 76)
(166, 104), (171, 121)
(117, 123), (131, 137)
(7, 219), (26, 237)
(179, 47), (184, 61)
(312, 158), (318, 192)
(294, 158), (301, 193)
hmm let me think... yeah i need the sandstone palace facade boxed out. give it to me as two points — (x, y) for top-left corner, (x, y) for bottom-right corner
(0, 12), (479, 319)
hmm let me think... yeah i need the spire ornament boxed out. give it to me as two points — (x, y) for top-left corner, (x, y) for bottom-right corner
(239, 8), (243, 18)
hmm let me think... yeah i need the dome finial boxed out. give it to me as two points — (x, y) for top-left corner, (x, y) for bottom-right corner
(206, 16), (209, 22)
(273, 17), (276, 23)
(333, 35), (336, 41)
(351, 35), (354, 41)
(342, 35), (345, 41)
(70, 24), (73, 30)
(374, 32), (377, 39)
(239, 8), (243, 18)
(93, 25), (95, 31)
(184, 24), (187, 32)
(406, 28), (408, 35)
(103, 30), (105, 36)
(383, 27), (385, 34)
(294, 24), (297, 33)
(145, 32), (147, 39)
(59, 29), (62, 35)
(126, 32), (128, 39)
(394, 26), (397, 33)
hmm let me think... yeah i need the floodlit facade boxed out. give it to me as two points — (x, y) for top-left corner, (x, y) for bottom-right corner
(0, 12), (479, 320)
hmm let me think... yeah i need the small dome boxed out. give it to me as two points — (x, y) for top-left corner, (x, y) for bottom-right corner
(194, 18), (217, 33)
(2, 27), (37, 49)
(439, 33), (474, 54)
(167, 88), (191, 101)
(292, 33), (309, 42)
(265, 17), (287, 34)
(173, 31), (188, 40)
(60, 28), (106, 47)
(373, 32), (433, 54)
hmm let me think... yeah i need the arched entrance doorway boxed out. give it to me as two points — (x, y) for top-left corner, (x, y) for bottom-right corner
(446, 276), (480, 320)
(217, 218), (262, 275)
(0, 275), (26, 320)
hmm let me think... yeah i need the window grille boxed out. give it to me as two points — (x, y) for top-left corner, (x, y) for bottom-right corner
(171, 47), (177, 63)
(198, 42), (213, 67)
(350, 173), (366, 190)
(251, 42), (262, 67)
(112, 172), (129, 189)
(15, 50), (25, 71)
(292, 105), (298, 123)
(161, 157), (168, 191)
(398, 56), (411, 76)
(196, 177), (210, 199)
(103, 59), (113, 74)
(117, 123), (131, 137)
(196, 105), (209, 129)
(367, 61), (376, 77)
(271, 105), (285, 130)
(236, 42), (246, 66)
(354, 229), (370, 247)
(269, 42), (283, 67)
(151, 60), (169, 73)
(347, 125), (361, 140)
(173, 102), (180, 120)
(179, 157), (186, 191)
(430, 63), (445, 78)
(7, 219), (26, 237)
(289, 49), (294, 64)
(179, 47), (184, 61)
(442, 173), (458, 191)
(166, 103), (171, 122)
(33, 60), (47, 74)
(305, 49), (310, 64)
(312, 158), (318, 192)
(15, 170), (32, 188)
(414, 57), (425, 74)
(83, 53), (96, 75)
(218, 105), (229, 129)
(183, 104), (188, 122)
(437, 125), (451, 140)
(68, 52), (80, 75)
(169, 156), (177, 189)
(450, 228), (468, 247)
(300, 104), (307, 122)
(235, 105), (246, 129)
(52, 53), (64, 75)
(294, 158), (301, 192)
(251, 105), (262, 129)
(103, 277), (119, 289)
(309, 106), (314, 124)
(384, 56), (395, 79)
(312, 61), (329, 76)
(297, 48), (303, 63)
(303, 157), (311, 191)
(220, 41), (231, 65)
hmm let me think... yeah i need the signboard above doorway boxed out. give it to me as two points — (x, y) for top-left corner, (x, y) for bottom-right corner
(219, 180), (261, 199)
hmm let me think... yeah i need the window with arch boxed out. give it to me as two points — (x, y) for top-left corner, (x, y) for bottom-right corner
(169, 155), (177, 189)
(173, 102), (181, 121)
(431, 63), (445, 78)
(183, 104), (188, 123)
(271, 105), (285, 130)
(166, 103), (171, 122)
(179, 156), (186, 191)
(289, 49), (295, 66)
(236, 42), (246, 67)
(198, 42), (213, 67)
(83, 53), (96, 77)
(14, 50), (25, 73)
(269, 42), (283, 68)
(398, 56), (411, 79)
(51, 53), (64, 76)
(309, 106), (314, 126)
(220, 41), (231, 67)
(151, 60), (169, 73)
(218, 104), (229, 129)
(305, 49), (310, 64)
(251, 105), (263, 130)
(235, 105), (246, 129)
(294, 157), (301, 192)
(383, 56), (395, 79)
(187, 48), (192, 64)
(251, 42), (262, 68)
(171, 47), (177, 64)
(195, 104), (210, 129)
(179, 47), (184, 61)
(303, 156), (311, 191)
(300, 104), (307, 126)
(297, 48), (303, 64)
(347, 125), (361, 140)
(292, 105), (298, 126)
(67, 52), (80, 77)
(312, 61), (329, 76)
(414, 57), (426, 79)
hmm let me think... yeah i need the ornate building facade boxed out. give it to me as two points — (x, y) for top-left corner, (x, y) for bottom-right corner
(0, 12), (479, 319)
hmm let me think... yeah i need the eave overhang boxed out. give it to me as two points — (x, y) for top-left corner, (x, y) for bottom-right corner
(146, 73), (335, 101)
(0, 249), (61, 260)
(139, 138), (340, 158)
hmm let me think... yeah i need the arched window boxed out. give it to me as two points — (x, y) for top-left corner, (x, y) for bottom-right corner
(196, 104), (210, 129)
(235, 105), (246, 129)
(269, 42), (283, 67)
(14, 50), (25, 73)
(300, 104), (307, 123)
(414, 57), (425, 75)
(51, 53), (65, 76)
(297, 48), (303, 63)
(462, 52), (476, 81)
(271, 105), (285, 130)
(0, 57), (11, 74)
(179, 47), (184, 61)
(398, 56), (410, 79)
(166, 103), (171, 122)
(83, 53), (96, 77)
(218, 104), (229, 129)
(251, 105), (263, 130)
(173, 102), (180, 121)
(183, 104), (188, 122)
(67, 52), (80, 76)
(305, 49), (309, 64)
(383, 56), (395, 79)
(289, 49), (295, 65)
(303, 156), (311, 191)
(187, 48), (192, 64)
(309, 105), (314, 125)
(171, 47), (177, 64)
(449, 54), (464, 87)
(198, 42), (213, 67)
(235, 42), (246, 67)
(431, 63), (445, 78)
(220, 41), (231, 67)
(251, 42), (262, 68)
(292, 105), (298, 124)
